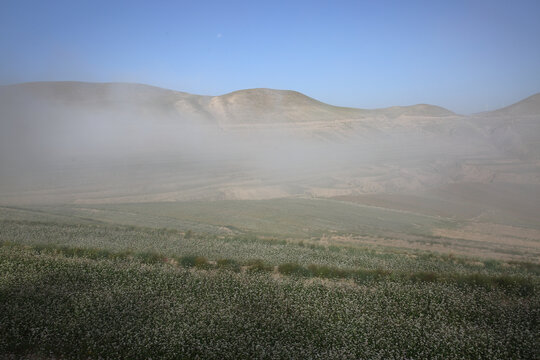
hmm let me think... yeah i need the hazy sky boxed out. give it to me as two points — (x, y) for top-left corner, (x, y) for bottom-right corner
(1, 0), (539, 114)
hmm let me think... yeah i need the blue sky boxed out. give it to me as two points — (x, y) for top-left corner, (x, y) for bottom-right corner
(1, 0), (539, 113)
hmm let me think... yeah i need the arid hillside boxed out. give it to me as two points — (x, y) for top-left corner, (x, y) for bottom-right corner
(0, 82), (538, 230)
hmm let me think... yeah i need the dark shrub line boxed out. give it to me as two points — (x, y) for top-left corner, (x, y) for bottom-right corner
(276, 262), (535, 296)
(0, 241), (535, 295)
(9, 219), (537, 277)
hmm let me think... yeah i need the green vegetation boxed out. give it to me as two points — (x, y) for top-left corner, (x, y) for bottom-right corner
(6, 198), (538, 262)
(28, 198), (457, 238)
(0, 245), (538, 359)
(0, 219), (537, 277)
(0, 205), (538, 358)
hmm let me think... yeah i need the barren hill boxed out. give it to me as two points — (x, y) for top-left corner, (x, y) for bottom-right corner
(1, 81), (455, 126)
(481, 93), (540, 117)
(0, 82), (538, 223)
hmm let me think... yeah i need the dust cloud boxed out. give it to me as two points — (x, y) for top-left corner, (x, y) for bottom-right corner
(0, 82), (538, 214)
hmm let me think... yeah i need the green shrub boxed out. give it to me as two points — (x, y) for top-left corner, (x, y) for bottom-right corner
(455, 273), (493, 289)
(194, 256), (209, 268)
(135, 252), (164, 264)
(353, 268), (392, 283)
(179, 255), (197, 267)
(179, 255), (209, 268)
(246, 259), (273, 273)
(277, 263), (310, 276)
(217, 259), (241, 272)
(307, 264), (348, 279)
(410, 271), (438, 283)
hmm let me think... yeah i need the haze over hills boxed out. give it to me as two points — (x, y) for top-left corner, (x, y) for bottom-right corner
(1, 82), (458, 136)
(0, 81), (539, 230)
(3, 2), (540, 357)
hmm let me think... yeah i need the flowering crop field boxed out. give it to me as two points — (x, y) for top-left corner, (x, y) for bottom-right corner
(0, 205), (539, 359)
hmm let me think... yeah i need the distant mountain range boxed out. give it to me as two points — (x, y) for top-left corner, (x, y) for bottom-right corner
(4, 81), (539, 119)
(0, 81), (538, 218)
(1, 81), (457, 124)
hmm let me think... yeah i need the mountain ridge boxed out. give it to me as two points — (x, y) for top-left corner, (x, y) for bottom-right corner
(1, 81), (457, 121)
(3, 81), (539, 118)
